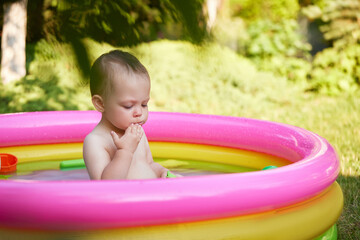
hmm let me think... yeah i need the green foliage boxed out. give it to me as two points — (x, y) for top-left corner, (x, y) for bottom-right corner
(303, 0), (360, 48)
(132, 40), (300, 115)
(45, 0), (207, 45)
(240, 20), (311, 58)
(38, 0), (207, 79)
(0, 40), (89, 113)
(307, 44), (360, 94)
(1, 39), (300, 116)
(233, 19), (312, 84)
(0, 75), (85, 112)
(213, 15), (360, 94)
(301, 0), (360, 94)
(229, 0), (300, 22)
(255, 56), (312, 83)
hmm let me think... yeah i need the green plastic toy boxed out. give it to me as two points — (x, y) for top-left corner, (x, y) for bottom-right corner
(262, 165), (278, 171)
(166, 171), (177, 178)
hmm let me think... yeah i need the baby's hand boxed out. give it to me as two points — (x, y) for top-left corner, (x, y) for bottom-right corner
(111, 124), (143, 153)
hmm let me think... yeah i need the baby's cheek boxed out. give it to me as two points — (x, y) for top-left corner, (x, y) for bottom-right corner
(143, 113), (149, 123)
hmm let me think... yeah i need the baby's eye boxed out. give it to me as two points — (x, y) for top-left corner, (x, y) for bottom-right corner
(123, 105), (133, 109)
(142, 104), (148, 107)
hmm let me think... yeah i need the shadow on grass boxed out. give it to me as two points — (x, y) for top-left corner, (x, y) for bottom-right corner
(0, 70), (81, 113)
(337, 175), (360, 240)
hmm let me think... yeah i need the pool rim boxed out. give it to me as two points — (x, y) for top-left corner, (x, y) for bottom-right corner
(0, 111), (340, 231)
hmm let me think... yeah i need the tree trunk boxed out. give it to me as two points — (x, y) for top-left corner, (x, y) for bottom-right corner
(1, 0), (28, 84)
(206, 0), (222, 32)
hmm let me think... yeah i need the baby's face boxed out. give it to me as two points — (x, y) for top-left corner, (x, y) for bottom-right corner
(103, 74), (150, 131)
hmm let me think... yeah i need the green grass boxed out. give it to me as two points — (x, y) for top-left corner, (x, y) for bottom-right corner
(1, 39), (359, 239)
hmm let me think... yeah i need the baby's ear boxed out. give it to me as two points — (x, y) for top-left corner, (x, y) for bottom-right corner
(92, 95), (105, 112)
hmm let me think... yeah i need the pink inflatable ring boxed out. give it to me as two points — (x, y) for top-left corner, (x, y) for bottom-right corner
(0, 111), (342, 238)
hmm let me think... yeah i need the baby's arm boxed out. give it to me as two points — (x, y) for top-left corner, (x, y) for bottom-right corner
(141, 133), (170, 178)
(151, 162), (170, 178)
(83, 136), (112, 180)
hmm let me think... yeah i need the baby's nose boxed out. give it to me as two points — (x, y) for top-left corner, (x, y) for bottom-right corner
(133, 106), (142, 117)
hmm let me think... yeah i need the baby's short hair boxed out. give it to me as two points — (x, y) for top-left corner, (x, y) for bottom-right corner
(90, 50), (149, 96)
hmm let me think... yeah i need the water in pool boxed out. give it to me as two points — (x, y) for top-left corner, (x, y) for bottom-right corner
(8, 158), (252, 181)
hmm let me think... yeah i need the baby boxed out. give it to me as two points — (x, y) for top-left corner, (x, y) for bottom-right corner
(83, 50), (170, 180)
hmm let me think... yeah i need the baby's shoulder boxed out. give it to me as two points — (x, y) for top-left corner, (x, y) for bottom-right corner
(83, 130), (113, 162)
(84, 130), (102, 142)
(84, 129), (110, 148)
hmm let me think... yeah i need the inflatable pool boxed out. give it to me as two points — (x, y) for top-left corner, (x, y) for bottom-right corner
(0, 111), (343, 239)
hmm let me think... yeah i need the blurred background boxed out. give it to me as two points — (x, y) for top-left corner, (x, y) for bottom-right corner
(0, 0), (359, 239)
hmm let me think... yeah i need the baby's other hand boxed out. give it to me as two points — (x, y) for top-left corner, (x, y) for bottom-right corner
(111, 124), (143, 153)
(160, 170), (168, 178)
